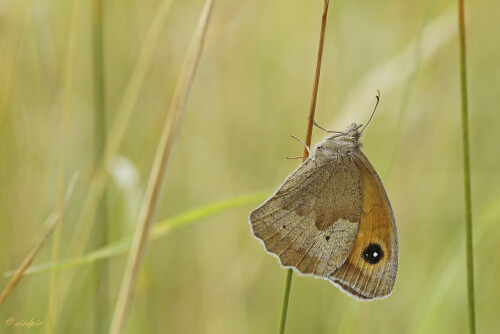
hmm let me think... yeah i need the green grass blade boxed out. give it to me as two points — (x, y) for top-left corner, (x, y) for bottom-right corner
(4, 191), (268, 277)
(91, 0), (109, 331)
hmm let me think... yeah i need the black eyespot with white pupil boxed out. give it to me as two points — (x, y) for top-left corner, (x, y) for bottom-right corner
(363, 243), (384, 264)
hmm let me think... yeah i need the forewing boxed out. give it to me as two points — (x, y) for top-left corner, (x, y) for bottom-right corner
(250, 155), (362, 277)
(329, 149), (398, 300)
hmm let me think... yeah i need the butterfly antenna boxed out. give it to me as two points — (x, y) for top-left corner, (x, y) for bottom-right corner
(360, 90), (381, 133)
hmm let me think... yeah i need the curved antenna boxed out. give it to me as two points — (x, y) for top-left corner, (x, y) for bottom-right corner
(360, 90), (381, 133)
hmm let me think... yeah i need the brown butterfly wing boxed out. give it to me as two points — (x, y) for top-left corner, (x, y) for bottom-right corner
(249, 154), (362, 277)
(328, 148), (398, 300)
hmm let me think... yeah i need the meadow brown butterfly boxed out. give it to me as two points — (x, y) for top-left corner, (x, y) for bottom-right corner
(249, 98), (398, 301)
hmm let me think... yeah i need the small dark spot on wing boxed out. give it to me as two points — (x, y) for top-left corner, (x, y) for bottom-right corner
(363, 243), (384, 264)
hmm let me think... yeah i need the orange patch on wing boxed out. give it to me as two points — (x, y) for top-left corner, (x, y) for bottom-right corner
(329, 153), (396, 299)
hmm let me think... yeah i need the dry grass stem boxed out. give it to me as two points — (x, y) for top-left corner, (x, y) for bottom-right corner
(68, 0), (174, 259)
(53, 0), (174, 318)
(302, 0), (329, 159)
(108, 0), (215, 333)
(279, 1), (329, 333)
(0, 174), (78, 305)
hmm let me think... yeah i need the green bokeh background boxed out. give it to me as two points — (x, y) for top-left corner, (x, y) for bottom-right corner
(0, 0), (499, 333)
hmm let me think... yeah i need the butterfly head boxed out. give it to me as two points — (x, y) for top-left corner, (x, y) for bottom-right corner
(344, 123), (362, 140)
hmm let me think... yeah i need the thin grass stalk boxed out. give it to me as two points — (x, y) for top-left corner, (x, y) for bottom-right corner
(91, 0), (108, 332)
(0, 174), (77, 304)
(46, 0), (81, 332)
(457, 1), (475, 333)
(67, 0), (173, 260)
(302, 0), (329, 160)
(109, 1), (215, 333)
(56, 0), (173, 316)
(278, 269), (293, 334)
(279, 1), (329, 333)
(0, 2), (23, 129)
(5, 191), (268, 277)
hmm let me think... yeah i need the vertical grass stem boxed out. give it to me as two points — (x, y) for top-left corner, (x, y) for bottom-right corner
(457, 1), (476, 333)
(108, 1), (215, 333)
(278, 1), (329, 333)
(91, 0), (109, 332)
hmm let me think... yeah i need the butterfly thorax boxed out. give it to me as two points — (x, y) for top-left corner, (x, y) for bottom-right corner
(312, 123), (363, 161)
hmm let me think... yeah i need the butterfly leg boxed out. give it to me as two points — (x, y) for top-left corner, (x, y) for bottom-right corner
(289, 134), (314, 162)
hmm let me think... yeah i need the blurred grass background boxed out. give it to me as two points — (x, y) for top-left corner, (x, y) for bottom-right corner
(0, 0), (499, 333)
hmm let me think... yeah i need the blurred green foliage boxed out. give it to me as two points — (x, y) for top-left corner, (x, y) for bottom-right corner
(0, 0), (499, 333)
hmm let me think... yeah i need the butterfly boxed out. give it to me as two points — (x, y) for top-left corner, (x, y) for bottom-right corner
(249, 100), (397, 301)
